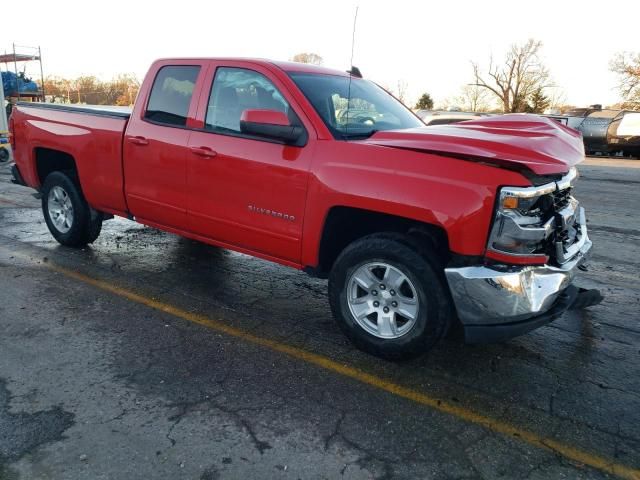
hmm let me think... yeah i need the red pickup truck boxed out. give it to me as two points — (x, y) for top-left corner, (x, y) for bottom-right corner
(9, 58), (596, 359)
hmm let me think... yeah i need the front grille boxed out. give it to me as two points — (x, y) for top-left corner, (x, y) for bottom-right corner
(542, 186), (584, 264)
(552, 187), (573, 210)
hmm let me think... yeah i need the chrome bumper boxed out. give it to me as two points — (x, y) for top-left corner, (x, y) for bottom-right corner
(444, 223), (592, 328)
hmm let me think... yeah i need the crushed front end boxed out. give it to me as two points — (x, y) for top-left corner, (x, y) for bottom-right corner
(445, 167), (597, 343)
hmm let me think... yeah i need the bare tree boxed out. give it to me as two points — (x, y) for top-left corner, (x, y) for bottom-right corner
(108, 74), (141, 106)
(290, 53), (324, 65)
(396, 79), (409, 106)
(434, 97), (452, 111)
(472, 39), (550, 113)
(43, 74), (141, 105)
(610, 52), (640, 110)
(455, 85), (492, 112)
(43, 76), (69, 103)
(546, 87), (568, 113)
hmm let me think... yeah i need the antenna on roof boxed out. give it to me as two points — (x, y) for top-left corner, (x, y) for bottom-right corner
(349, 6), (359, 74)
(346, 5), (359, 135)
(348, 66), (362, 78)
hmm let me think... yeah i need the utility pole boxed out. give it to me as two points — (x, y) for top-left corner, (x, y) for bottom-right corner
(38, 46), (45, 101)
(12, 43), (18, 92)
(0, 81), (7, 131)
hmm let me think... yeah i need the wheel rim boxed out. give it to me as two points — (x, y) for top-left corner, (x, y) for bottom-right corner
(48, 186), (74, 234)
(347, 262), (420, 339)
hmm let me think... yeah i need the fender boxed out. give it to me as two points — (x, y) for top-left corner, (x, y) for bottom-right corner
(301, 141), (531, 267)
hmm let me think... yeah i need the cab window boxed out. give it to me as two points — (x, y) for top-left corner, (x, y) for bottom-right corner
(145, 66), (200, 126)
(205, 67), (289, 133)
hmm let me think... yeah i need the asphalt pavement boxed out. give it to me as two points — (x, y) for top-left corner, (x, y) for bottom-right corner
(0, 158), (639, 480)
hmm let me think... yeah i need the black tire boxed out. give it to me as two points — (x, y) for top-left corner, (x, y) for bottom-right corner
(328, 233), (452, 360)
(0, 148), (9, 163)
(41, 171), (102, 247)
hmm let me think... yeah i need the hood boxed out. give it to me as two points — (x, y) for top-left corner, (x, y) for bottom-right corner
(362, 114), (584, 176)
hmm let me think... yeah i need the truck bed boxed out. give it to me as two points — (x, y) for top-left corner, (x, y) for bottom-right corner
(17, 102), (132, 119)
(11, 102), (130, 216)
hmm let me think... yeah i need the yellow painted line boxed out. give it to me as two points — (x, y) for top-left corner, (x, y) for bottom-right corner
(6, 249), (639, 480)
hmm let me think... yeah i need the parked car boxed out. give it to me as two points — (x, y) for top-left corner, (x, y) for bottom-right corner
(9, 58), (596, 359)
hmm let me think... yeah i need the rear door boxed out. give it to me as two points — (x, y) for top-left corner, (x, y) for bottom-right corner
(123, 62), (206, 230)
(186, 62), (315, 263)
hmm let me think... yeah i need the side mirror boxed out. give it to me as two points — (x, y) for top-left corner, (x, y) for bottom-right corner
(240, 109), (305, 145)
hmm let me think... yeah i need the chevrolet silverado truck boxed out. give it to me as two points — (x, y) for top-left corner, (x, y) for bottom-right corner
(8, 58), (598, 359)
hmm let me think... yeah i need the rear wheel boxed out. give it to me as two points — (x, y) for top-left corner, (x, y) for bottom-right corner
(42, 171), (102, 247)
(328, 233), (452, 360)
(0, 148), (9, 163)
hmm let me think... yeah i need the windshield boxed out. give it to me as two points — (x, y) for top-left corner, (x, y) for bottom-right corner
(289, 73), (423, 139)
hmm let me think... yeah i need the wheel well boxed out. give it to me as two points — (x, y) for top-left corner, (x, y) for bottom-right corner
(35, 148), (77, 185)
(314, 206), (449, 277)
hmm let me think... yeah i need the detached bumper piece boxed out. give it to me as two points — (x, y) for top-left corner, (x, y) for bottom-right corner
(10, 163), (27, 186)
(445, 231), (597, 343)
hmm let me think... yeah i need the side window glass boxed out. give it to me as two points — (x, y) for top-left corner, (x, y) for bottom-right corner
(205, 67), (289, 132)
(145, 66), (200, 126)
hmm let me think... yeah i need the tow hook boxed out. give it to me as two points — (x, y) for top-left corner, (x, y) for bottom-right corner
(569, 287), (604, 310)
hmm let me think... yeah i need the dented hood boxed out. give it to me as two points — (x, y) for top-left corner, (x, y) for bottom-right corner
(363, 114), (584, 176)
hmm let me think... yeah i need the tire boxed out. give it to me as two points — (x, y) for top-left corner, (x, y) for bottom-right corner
(328, 233), (452, 360)
(41, 171), (102, 247)
(0, 148), (9, 163)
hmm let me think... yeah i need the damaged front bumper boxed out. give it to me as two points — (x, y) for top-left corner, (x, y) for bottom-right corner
(444, 226), (593, 343)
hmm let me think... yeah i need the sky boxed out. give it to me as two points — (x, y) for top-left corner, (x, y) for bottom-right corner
(2, 0), (639, 108)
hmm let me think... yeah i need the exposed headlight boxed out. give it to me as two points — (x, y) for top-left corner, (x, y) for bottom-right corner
(488, 182), (557, 260)
(498, 183), (556, 212)
(487, 168), (579, 264)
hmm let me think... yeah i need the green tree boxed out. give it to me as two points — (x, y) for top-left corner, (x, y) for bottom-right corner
(414, 92), (434, 110)
(525, 87), (550, 113)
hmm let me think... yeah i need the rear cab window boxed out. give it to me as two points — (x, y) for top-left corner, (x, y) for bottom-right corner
(144, 66), (201, 126)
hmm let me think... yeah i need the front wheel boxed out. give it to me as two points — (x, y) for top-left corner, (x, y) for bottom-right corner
(329, 233), (452, 360)
(42, 171), (102, 247)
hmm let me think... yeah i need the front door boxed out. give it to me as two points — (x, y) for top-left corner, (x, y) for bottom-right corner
(187, 64), (313, 263)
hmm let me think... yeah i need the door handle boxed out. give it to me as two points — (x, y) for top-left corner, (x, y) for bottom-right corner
(127, 136), (149, 146)
(190, 146), (217, 158)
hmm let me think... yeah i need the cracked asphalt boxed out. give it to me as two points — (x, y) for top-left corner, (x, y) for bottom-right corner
(0, 158), (639, 479)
